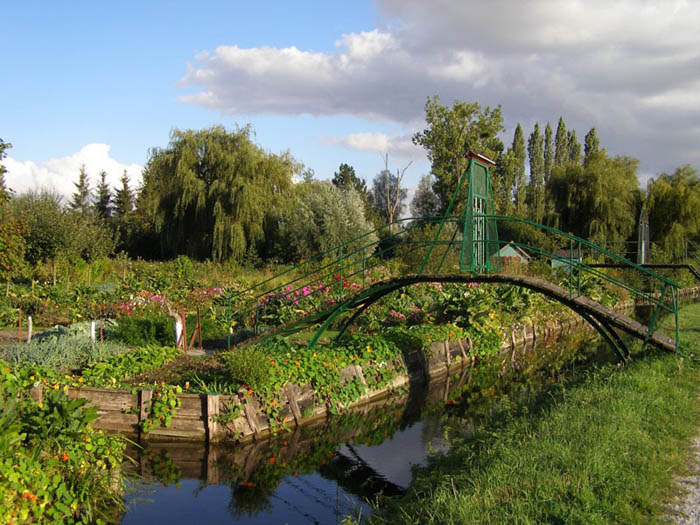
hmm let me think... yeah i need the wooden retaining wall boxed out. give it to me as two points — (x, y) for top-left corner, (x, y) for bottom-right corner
(54, 286), (700, 444)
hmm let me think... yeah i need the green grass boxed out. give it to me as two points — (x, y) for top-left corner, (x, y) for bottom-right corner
(365, 302), (700, 524)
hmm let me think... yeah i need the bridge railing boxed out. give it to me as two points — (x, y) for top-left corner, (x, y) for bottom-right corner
(224, 214), (679, 349)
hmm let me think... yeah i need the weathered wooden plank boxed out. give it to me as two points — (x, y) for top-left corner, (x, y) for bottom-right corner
(206, 394), (219, 442)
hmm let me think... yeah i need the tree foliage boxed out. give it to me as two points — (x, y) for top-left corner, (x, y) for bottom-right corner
(413, 96), (504, 213)
(276, 181), (377, 261)
(0, 138), (11, 196)
(94, 170), (113, 220)
(70, 166), (92, 215)
(370, 169), (408, 224)
(549, 151), (640, 244)
(114, 170), (134, 217)
(411, 174), (442, 218)
(138, 125), (295, 262)
(10, 191), (70, 269)
(511, 124), (527, 217)
(646, 165), (700, 249)
(527, 123), (545, 223)
(554, 117), (568, 167)
(332, 163), (366, 195)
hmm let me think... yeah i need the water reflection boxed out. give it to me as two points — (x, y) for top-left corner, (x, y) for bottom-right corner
(121, 331), (610, 524)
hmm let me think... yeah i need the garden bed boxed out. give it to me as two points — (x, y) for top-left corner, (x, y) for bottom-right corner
(55, 295), (653, 444)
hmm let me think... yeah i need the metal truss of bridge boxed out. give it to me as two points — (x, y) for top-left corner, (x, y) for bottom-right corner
(224, 151), (680, 359)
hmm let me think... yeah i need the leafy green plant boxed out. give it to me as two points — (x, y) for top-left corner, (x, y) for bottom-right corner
(113, 313), (172, 346)
(81, 345), (182, 387)
(0, 321), (130, 372)
(140, 385), (183, 432)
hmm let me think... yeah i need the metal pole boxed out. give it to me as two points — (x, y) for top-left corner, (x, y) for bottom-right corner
(674, 287), (679, 352)
(362, 247), (366, 288)
(577, 240), (582, 296)
(569, 238), (573, 298)
(339, 246), (344, 300)
(227, 300), (231, 348)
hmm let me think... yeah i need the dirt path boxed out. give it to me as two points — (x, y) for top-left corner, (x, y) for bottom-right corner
(666, 430), (700, 523)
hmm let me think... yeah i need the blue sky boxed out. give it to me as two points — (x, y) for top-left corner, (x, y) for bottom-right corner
(3, 1), (699, 199)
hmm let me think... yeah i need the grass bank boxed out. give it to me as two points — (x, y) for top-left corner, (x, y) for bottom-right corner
(364, 303), (700, 525)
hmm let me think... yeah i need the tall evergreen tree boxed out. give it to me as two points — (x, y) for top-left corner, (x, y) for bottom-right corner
(543, 122), (554, 185)
(512, 124), (527, 217)
(332, 163), (367, 194)
(527, 123), (545, 223)
(568, 130), (582, 165)
(114, 170), (134, 217)
(70, 165), (92, 215)
(554, 117), (568, 166)
(584, 128), (600, 164)
(94, 170), (113, 220)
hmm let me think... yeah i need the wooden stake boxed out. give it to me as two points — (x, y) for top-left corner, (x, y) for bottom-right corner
(197, 306), (202, 348)
(181, 310), (188, 354)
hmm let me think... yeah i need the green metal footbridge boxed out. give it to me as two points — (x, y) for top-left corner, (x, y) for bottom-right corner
(224, 151), (680, 359)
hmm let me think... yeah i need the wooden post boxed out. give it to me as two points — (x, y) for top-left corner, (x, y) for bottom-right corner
(206, 394), (220, 442)
(197, 306), (202, 349)
(26, 316), (32, 343)
(285, 384), (302, 424)
(181, 311), (188, 354)
(139, 389), (153, 428)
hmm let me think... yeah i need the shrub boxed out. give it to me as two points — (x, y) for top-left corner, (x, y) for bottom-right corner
(221, 346), (274, 392)
(113, 314), (172, 346)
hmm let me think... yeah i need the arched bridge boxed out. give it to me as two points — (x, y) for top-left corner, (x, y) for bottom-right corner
(223, 152), (680, 358)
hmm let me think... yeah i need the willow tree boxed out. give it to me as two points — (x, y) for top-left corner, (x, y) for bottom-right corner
(139, 126), (295, 262)
(646, 165), (700, 252)
(548, 151), (640, 244)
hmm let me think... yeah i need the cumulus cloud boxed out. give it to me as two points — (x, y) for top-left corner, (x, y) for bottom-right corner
(323, 132), (423, 159)
(4, 144), (142, 202)
(179, 0), (700, 174)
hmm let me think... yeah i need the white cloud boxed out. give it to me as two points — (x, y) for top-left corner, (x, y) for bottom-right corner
(4, 144), (142, 202)
(179, 0), (700, 175)
(323, 132), (423, 159)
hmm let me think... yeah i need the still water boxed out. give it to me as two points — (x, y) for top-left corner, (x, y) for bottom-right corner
(121, 333), (609, 524)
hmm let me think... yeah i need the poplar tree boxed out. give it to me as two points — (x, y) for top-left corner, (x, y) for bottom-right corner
(543, 122), (554, 185)
(568, 130), (582, 165)
(584, 128), (600, 164)
(94, 170), (113, 220)
(527, 123), (545, 223)
(512, 124), (527, 217)
(554, 117), (568, 166)
(70, 166), (92, 215)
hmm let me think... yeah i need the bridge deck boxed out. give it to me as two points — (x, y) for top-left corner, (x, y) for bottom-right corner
(235, 273), (677, 353)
